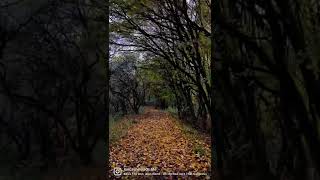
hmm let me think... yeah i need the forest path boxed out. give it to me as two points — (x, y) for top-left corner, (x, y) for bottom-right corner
(109, 107), (211, 179)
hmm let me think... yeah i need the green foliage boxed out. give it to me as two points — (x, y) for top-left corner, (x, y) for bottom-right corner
(138, 61), (176, 105)
(181, 124), (198, 136)
(109, 117), (135, 145)
(193, 145), (206, 157)
(166, 106), (178, 115)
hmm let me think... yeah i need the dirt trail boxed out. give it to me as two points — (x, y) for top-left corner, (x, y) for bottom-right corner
(109, 107), (211, 179)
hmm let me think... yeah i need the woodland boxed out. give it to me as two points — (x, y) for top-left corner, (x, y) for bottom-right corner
(110, 0), (320, 179)
(0, 0), (320, 180)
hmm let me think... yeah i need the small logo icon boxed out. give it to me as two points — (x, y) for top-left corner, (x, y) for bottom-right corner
(113, 167), (123, 176)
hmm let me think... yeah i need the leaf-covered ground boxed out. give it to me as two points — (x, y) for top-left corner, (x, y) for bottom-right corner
(109, 107), (211, 179)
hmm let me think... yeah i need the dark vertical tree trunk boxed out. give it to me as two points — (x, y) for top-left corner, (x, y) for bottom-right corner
(212, 1), (224, 176)
(244, 81), (274, 179)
